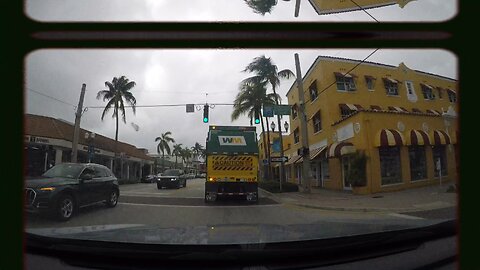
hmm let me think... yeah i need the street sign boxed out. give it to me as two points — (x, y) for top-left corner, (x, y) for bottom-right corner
(271, 156), (288, 162)
(274, 105), (291, 115)
(262, 159), (269, 165)
(186, 104), (194, 113)
(263, 105), (274, 117)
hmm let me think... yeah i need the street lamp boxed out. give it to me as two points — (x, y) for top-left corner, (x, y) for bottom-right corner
(284, 121), (289, 133)
(271, 121), (275, 132)
(84, 132), (95, 163)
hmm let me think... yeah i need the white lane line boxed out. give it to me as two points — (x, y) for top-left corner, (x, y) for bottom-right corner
(388, 213), (425, 220)
(122, 192), (172, 196)
(118, 202), (282, 208)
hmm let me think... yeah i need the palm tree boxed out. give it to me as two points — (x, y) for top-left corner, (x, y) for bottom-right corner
(181, 147), (193, 171)
(97, 75), (137, 175)
(155, 132), (175, 173)
(242, 56), (295, 183)
(191, 142), (204, 162)
(244, 0), (291, 15)
(231, 82), (280, 180)
(172, 143), (183, 169)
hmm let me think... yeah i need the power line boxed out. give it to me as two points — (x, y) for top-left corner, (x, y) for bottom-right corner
(86, 103), (235, 109)
(349, 0), (380, 23)
(27, 88), (76, 107)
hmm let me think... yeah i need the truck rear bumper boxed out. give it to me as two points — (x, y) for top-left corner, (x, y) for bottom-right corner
(205, 182), (258, 202)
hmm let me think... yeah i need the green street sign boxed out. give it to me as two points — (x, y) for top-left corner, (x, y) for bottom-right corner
(274, 105), (291, 115)
(263, 105), (274, 117)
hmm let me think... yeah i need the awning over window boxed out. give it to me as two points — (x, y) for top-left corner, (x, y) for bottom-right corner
(412, 108), (422, 113)
(375, 129), (405, 147)
(327, 141), (356, 158)
(382, 77), (398, 84)
(370, 105), (382, 111)
(408, 130), (431, 146)
(446, 88), (456, 94)
(432, 130), (453, 145)
(420, 83), (434, 89)
(309, 145), (327, 160)
(339, 103), (363, 111)
(388, 106), (409, 113)
(364, 75), (376, 80)
(295, 156), (304, 164)
(285, 155), (301, 165)
(334, 72), (355, 78)
(426, 109), (441, 115)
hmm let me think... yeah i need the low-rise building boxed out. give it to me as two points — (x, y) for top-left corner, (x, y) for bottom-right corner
(308, 0), (415, 15)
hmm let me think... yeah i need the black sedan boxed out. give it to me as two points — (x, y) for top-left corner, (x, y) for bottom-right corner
(156, 169), (187, 189)
(25, 163), (119, 221)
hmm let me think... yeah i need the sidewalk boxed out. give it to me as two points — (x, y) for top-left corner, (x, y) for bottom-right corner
(260, 184), (458, 213)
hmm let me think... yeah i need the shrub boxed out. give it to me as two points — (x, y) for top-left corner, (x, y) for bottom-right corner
(259, 181), (299, 193)
(344, 151), (368, 187)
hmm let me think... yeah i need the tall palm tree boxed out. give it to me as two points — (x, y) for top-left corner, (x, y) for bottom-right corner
(231, 82), (280, 180)
(244, 0), (291, 15)
(191, 142), (204, 162)
(172, 143), (183, 169)
(180, 147), (193, 171)
(155, 132), (175, 173)
(242, 56), (295, 183)
(97, 76), (137, 175)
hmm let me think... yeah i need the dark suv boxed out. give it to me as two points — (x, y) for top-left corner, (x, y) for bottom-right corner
(156, 169), (187, 189)
(25, 163), (119, 221)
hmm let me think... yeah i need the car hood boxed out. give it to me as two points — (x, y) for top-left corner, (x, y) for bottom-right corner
(25, 219), (443, 245)
(158, 176), (179, 179)
(26, 177), (76, 189)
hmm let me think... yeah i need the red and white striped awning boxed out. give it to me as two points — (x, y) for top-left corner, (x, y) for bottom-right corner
(426, 109), (441, 115)
(383, 77), (399, 84)
(327, 141), (356, 158)
(446, 88), (456, 94)
(339, 103), (364, 111)
(375, 129), (405, 147)
(285, 155), (301, 165)
(309, 145), (327, 160)
(420, 83), (434, 89)
(432, 130), (453, 145)
(408, 130), (431, 146)
(388, 106), (409, 113)
(334, 72), (355, 78)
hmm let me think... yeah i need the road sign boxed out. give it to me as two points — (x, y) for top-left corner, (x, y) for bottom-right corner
(271, 156), (288, 162)
(186, 104), (194, 113)
(262, 159), (269, 165)
(274, 105), (291, 115)
(263, 105), (274, 117)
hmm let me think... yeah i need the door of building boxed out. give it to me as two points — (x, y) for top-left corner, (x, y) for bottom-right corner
(341, 156), (353, 190)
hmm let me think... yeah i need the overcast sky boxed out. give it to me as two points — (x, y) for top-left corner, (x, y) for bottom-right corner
(25, 0), (457, 22)
(25, 49), (457, 154)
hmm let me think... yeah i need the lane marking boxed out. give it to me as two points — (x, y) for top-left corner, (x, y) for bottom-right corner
(122, 192), (172, 196)
(387, 213), (425, 220)
(118, 202), (282, 209)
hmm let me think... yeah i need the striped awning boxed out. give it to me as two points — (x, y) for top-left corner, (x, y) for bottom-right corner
(446, 88), (456, 94)
(285, 155), (301, 165)
(426, 109), (441, 115)
(388, 106), (409, 113)
(432, 130), (452, 145)
(364, 75), (376, 80)
(340, 103), (364, 111)
(309, 145), (327, 160)
(295, 156), (304, 164)
(327, 141), (356, 158)
(370, 105), (382, 111)
(375, 129), (405, 147)
(408, 130), (431, 146)
(383, 77), (398, 84)
(420, 83), (434, 89)
(334, 72), (354, 78)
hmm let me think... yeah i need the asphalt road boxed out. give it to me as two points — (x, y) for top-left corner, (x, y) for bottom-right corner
(25, 179), (456, 230)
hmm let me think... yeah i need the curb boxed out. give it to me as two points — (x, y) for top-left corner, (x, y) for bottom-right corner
(287, 203), (414, 213)
(258, 188), (283, 204)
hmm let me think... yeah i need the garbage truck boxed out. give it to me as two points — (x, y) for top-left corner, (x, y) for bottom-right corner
(204, 126), (259, 202)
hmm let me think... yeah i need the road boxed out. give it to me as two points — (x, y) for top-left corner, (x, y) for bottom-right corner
(25, 178), (456, 230)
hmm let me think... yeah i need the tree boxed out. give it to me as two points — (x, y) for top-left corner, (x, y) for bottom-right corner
(97, 76), (137, 175)
(191, 142), (204, 162)
(242, 55), (295, 183)
(172, 143), (183, 169)
(181, 147), (193, 171)
(231, 82), (280, 180)
(155, 132), (175, 173)
(244, 0), (291, 15)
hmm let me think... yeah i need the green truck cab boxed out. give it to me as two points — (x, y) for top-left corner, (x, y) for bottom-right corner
(205, 126), (259, 202)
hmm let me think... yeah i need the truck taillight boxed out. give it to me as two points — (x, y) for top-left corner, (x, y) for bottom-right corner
(208, 177), (214, 182)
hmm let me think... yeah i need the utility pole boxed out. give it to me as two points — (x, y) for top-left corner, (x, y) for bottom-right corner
(295, 53), (311, 193)
(71, 83), (86, 163)
(294, 0), (301, 17)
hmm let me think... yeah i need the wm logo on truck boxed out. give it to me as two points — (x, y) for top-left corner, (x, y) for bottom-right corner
(218, 136), (247, 146)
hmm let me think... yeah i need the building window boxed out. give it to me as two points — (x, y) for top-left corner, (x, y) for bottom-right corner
(312, 111), (322, 133)
(336, 74), (356, 92)
(409, 146), (427, 181)
(309, 80), (318, 101)
(321, 159), (330, 179)
(437, 87), (443, 99)
(433, 145), (448, 177)
(379, 146), (402, 185)
(447, 90), (457, 103)
(383, 79), (399, 96)
(339, 104), (353, 118)
(365, 76), (375, 90)
(292, 104), (298, 119)
(293, 128), (300, 144)
(405, 81), (415, 95)
(421, 84), (435, 100)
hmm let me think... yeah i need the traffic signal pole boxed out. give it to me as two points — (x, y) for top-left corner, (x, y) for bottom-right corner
(71, 83), (86, 163)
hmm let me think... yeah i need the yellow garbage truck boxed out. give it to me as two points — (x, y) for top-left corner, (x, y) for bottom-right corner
(204, 126), (259, 202)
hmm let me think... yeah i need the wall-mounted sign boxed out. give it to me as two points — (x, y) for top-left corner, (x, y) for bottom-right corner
(397, 121), (405, 132)
(336, 123), (354, 142)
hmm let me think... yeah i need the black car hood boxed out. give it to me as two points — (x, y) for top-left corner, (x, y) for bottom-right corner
(26, 177), (77, 189)
(26, 219), (444, 245)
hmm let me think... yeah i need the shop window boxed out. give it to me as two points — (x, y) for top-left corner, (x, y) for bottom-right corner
(309, 80), (318, 101)
(421, 84), (435, 100)
(384, 80), (399, 96)
(292, 104), (298, 119)
(433, 145), (448, 177)
(365, 76), (375, 90)
(312, 111), (322, 133)
(293, 128), (299, 144)
(379, 146), (402, 185)
(448, 91), (457, 103)
(409, 146), (427, 181)
(437, 87), (443, 99)
(336, 75), (356, 92)
(321, 159), (330, 179)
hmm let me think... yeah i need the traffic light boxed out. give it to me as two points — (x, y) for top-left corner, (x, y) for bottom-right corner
(203, 105), (209, 123)
(254, 108), (260, 124)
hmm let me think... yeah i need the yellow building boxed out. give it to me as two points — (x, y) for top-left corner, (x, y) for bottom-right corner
(258, 130), (292, 180)
(284, 56), (458, 194)
(308, 0), (415, 15)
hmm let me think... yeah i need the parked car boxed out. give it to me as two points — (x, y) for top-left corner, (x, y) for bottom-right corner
(24, 163), (119, 221)
(156, 169), (187, 189)
(141, 174), (156, 183)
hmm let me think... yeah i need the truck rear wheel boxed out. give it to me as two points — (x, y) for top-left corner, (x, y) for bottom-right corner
(205, 192), (217, 203)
